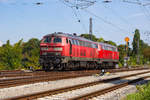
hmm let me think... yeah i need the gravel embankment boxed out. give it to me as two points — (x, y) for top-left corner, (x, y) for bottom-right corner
(0, 69), (149, 99)
(37, 73), (150, 100)
(90, 78), (150, 100)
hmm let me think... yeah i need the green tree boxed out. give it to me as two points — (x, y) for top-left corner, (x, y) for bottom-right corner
(22, 38), (40, 69)
(104, 40), (117, 46)
(80, 34), (98, 41)
(118, 44), (126, 66)
(132, 29), (140, 56)
(143, 47), (150, 63)
(97, 37), (105, 42)
(0, 40), (23, 70)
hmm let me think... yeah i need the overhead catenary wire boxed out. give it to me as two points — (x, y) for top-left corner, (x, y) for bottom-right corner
(60, 0), (97, 9)
(102, 4), (130, 25)
(122, 0), (150, 23)
(76, 9), (88, 33)
(59, 0), (88, 33)
(83, 9), (129, 34)
(101, 1), (140, 35)
(71, 8), (88, 33)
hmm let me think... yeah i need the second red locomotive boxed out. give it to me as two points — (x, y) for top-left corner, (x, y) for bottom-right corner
(39, 32), (119, 71)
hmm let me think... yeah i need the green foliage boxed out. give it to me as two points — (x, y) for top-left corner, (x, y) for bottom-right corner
(22, 38), (40, 69)
(143, 47), (150, 59)
(126, 82), (150, 100)
(104, 40), (117, 46)
(0, 38), (40, 70)
(128, 56), (137, 66)
(80, 34), (117, 46)
(0, 40), (23, 70)
(132, 29), (140, 56)
(118, 44), (126, 65)
(97, 37), (105, 42)
(80, 34), (98, 42)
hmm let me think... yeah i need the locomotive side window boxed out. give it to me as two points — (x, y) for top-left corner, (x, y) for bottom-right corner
(43, 37), (51, 43)
(73, 39), (76, 45)
(87, 42), (89, 47)
(69, 39), (73, 44)
(80, 41), (83, 46)
(95, 44), (98, 48)
(72, 39), (75, 45)
(83, 41), (86, 47)
(92, 44), (98, 48)
(54, 37), (62, 43)
(85, 42), (88, 47)
(113, 47), (115, 51)
(89, 43), (92, 48)
(75, 40), (79, 45)
(78, 40), (81, 46)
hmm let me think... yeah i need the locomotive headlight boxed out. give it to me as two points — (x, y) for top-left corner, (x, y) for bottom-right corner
(42, 52), (47, 55)
(53, 47), (62, 51)
(41, 47), (48, 51)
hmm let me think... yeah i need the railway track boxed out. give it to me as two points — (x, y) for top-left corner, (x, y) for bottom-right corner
(3, 70), (150, 100)
(0, 67), (149, 88)
(69, 76), (150, 100)
(0, 70), (99, 88)
(0, 67), (148, 78)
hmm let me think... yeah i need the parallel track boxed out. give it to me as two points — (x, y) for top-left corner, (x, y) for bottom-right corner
(0, 67), (149, 88)
(69, 76), (150, 100)
(4, 70), (150, 100)
(0, 67), (148, 78)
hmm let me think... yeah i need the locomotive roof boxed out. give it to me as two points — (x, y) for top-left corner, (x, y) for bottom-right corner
(44, 32), (117, 48)
(44, 32), (94, 43)
(98, 42), (117, 48)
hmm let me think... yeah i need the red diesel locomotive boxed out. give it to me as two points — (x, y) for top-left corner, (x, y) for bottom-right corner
(39, 32), (119, 71)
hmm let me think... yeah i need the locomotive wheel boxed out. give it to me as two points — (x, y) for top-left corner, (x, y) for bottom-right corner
(42, 65), (46, 71)
(58, 64), (64, 71)
(45, 66), (50, 72)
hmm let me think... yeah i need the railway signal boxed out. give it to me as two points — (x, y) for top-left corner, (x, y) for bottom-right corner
(124, 37), (130, 67)
(124, 37), (130, 51)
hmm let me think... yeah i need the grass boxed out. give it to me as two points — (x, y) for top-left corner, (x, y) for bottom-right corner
(125, 82), (150, 100)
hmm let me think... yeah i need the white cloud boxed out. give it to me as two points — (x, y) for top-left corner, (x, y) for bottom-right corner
(0, 41), (3, 47)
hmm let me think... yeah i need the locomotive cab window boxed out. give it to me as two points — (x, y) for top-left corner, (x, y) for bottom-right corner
(43, 37), (51, 43)
(53, 37), (62, 43)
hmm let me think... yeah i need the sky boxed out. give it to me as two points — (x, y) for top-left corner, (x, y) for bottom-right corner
(0, 0), (150, 45)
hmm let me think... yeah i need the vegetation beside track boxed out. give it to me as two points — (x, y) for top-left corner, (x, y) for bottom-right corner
(125, 82), (150, 100)
(0, 29), (150, 70)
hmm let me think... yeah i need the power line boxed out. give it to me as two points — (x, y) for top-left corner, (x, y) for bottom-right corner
(59, 0), (88, 33)
(137, 0), (150, 23)
(121, 0), (150, 24)
(102, 4), (131, 26)
(83, 9), (129, 33)
(71, 8), (88, 33)
(60, 0), (97, 9)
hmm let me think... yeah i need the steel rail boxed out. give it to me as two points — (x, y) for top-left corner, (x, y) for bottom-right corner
(0, 67), (148, 78)
(4, 70), (150, 100)
(69, 76), (150, 100)
(0, 68), (149, 88)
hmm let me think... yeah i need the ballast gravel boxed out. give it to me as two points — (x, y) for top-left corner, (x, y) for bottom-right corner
(0, 69), (150, 99)
(90, 78), (150, 100)
(37, 72), (150, 100)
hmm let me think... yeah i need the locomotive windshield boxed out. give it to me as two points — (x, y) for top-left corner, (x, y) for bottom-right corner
(43, 37), (52, 43)
(53, 37), (62, 43)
